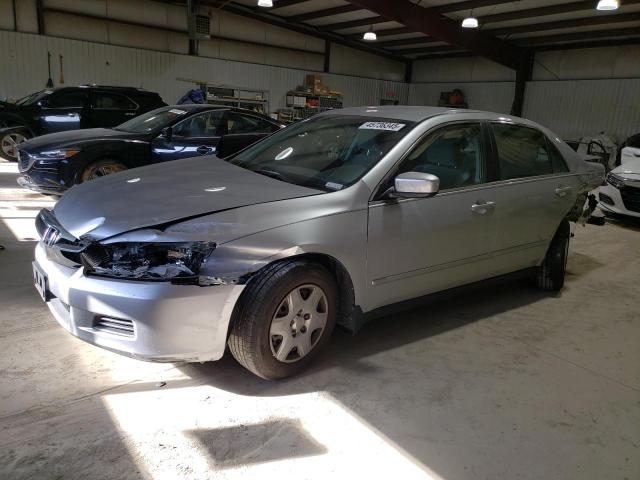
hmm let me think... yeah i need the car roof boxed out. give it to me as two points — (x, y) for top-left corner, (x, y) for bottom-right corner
(162, 104), (278, 122)
(318, 106), (525, 124)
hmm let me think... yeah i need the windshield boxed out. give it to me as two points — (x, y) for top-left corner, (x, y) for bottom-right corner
(115, 107), (190, 133)
(15, 90), (54, 106)
(228, 115), (415, 191)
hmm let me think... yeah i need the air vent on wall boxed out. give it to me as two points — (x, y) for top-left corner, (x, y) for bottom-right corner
(195, 14), (211, 38)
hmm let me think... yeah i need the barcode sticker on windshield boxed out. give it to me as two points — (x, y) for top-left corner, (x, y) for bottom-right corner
(169, 108), (187, 115)
(359, 122), (406, 131)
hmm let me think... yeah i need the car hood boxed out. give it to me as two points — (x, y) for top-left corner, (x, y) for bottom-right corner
(53, 156), (322, 240)
(21, 128), (145, 150)
(614, 156), (640, 177)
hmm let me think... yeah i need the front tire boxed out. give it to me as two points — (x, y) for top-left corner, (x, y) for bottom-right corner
(536, 220), (570, 292)
(0, 128), (29, 161)
(80, 159), (127, 183)
(228, 260), (338, 380)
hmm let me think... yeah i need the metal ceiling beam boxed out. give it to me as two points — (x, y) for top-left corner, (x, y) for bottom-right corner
(377, 36), (436, 48)
(198, 0), (406, 62)
(534, 37), (640, 51)
(516, 27), (640, 46)
(272, 0), (310, 9)
(318, 15), (387, 31)
(490, 12), (640, 36)
(289, 5), (361, 22)
(432, 0), (523, 14)
(393, 44), (464, 55)
(345, 0), (523, 68)
(480, 0), (640, 24)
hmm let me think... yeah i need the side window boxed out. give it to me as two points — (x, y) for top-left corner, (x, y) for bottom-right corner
(492, 123), (557, 179)
(92, 92), (137, 110)
(226, 112), (276, 135)
(46, 91), (87, 108)
(397, 122), (486, 190)
(173, 110), (224, 138)
(547, 139), (569, 173)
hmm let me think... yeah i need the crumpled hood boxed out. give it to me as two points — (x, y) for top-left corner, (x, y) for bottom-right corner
(21, 128), (144, 150)
(53, 156), (321, 240)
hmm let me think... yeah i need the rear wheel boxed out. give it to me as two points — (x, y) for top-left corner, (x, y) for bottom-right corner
(228, 260), (338, 380)
(536, 220), (570, 292)
(0, 129), (29, 161)
(80, 159), (127, 183)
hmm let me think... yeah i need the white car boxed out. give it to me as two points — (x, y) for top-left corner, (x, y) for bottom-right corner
(599, 144), (640, 218)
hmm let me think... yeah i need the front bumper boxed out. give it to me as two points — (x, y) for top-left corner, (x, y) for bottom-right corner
(17, 174), (66, 195)
(599, 183), (640, 218)
(35, 242), (245, 362)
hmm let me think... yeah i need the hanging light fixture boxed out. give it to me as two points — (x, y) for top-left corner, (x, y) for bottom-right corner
(363, 26), (377, 41)
(596, 0), (619, 10)
(461, 16), (479, 28)
(257, 0), (273, 7)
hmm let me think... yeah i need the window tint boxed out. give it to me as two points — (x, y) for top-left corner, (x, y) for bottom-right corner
(547, 139), (569, 173)
(397, 123), (486, 190)
(46, 91), (87, 108)
(173, 110), (224, 138)
(226, 112), (277, 134)
(493, 124), (560, 179)
(92, 92), (137, 110)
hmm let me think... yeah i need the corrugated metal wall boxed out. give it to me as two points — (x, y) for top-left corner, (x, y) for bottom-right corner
(523, 79), (640, 141)
(0, 30), (409, 109)
(409, 82), (516, 114)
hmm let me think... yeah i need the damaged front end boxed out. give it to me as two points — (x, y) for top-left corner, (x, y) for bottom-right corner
(36, 208), (229, 286)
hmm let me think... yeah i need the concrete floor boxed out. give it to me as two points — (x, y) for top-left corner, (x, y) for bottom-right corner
(0, 161), (638, 480)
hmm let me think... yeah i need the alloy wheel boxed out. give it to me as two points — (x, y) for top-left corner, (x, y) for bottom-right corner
(269, 284), (328, 363)
(84, 162), (127, 180)
(1, 132), (27, 159)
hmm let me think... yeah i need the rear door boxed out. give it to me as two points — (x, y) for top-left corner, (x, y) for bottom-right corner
(151, 109), (225, 162)
(366, 121), (500, 310)
(88, 90), (139, 128)
(39, 89), (89, 134)
(486, 122), (576, 271)
(217, 111), (280, 158)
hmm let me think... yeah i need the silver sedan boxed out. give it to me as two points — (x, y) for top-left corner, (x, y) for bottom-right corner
(32, 107), (604, 379)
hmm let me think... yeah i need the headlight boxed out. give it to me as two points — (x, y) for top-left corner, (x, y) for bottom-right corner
(83, 242), (216, 284)
(33, 148), (81, 162)
(605, 172), (625, 189)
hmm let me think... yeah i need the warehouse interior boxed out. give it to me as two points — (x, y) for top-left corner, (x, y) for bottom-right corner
(0, 0), (639, 479)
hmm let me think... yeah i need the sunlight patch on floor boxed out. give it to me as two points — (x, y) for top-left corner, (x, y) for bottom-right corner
(104, 385), (441, 480)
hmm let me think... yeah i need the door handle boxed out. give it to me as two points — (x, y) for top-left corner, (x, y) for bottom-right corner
(196, 146), (212, 155)
(554, 186), (573, 197)
(471, 201), (496, 215)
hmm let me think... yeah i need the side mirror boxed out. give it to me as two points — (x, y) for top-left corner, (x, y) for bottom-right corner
(161, 126), (173, 143)
(393, 172), (440, 198)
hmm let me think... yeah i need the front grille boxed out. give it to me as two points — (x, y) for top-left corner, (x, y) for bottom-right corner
(620, 185), (640, 213)
(94, 316), (135, 337)
(18, 150), (32, 172)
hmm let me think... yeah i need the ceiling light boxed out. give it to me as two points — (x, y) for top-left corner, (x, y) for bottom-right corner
(257, 0), (273, 7)
(596, 0), (619, 10)
(461, 17), (479, 28)
(363, 29), (377, 41)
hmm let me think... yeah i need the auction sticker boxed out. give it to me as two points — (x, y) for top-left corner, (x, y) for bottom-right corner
(359, 122), (406, 131)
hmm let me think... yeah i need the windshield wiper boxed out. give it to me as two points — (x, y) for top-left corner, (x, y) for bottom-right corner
(254, 169), (288, 182)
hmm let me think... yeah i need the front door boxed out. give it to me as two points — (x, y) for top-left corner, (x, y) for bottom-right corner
(39, 90), (88, 134)
(366, 122), (499, 310)
(88, 90), (139, 128)
(151, 109), (224, 163)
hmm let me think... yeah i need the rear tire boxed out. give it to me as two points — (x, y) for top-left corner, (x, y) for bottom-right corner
(536, 220), (570, 292)
(80, 159), (127, 183)
(228, 260), (338, 380)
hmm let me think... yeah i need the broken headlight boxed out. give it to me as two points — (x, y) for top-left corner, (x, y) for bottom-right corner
(83, 242), (216, 284)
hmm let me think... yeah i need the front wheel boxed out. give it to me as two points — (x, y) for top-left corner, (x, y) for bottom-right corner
(80, 159), (127, 183)
(228, 260), (338, 380)
(536, 220), (570, 292)
(0, 129), (29, 161)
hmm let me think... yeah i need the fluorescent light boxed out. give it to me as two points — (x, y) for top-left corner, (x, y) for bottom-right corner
(596, 0), (619, 10)
(363, 30), (377, 41)
(461, 17), (479, 28)
(257, 0), (273, 7)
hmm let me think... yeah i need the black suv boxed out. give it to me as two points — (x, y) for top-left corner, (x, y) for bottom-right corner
(0, 85), (166, 161)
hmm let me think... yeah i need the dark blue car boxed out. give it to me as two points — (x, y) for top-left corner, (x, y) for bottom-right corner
(16, 105), (282, 195)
